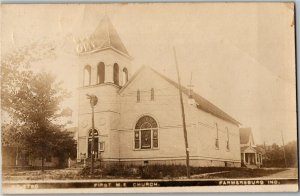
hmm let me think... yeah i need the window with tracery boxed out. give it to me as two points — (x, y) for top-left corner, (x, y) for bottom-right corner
(134, 116), (158, 150)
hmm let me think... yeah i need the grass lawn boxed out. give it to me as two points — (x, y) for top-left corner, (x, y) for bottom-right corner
(2, 165), (289, 181)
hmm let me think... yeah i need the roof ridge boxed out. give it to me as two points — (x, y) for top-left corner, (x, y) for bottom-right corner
(120, 66), (240, 125)
(150, 68), (240, 125)
(118, 66), (147, 94)
(106, 16), (111, 46)
(77, 15), (130, 57)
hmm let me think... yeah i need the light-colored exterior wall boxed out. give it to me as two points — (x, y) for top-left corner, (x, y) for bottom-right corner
(78, 49), (132, 87)
(77, 49), (130, 160)
(77, 49), (241, 167)
(117, 68), (241, 167)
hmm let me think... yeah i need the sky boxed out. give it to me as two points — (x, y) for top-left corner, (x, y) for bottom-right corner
(1, 3), (297, 145)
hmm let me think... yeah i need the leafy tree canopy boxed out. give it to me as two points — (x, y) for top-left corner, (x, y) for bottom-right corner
(1, 41), (76, 170)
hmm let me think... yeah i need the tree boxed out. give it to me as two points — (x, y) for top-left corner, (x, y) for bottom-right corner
(285, 141), (298, 168)
(1, 42), (75, 171)
(258, 141), (298, 168)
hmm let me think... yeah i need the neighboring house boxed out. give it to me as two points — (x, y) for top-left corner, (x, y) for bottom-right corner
(2, 146), (59, 169)
(240, 128), (263, 168)
(76, 16), (242, 167)
(2, 125), (73, 169)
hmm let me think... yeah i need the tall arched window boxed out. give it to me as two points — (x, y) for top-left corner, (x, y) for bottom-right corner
(151, 88), (154, 101)
(134, 115), (158, 149)
(226, 127), (230, 151)
(83, 65), (91, 86)
(215, 123), (219, 150)
(97, 62), (105, 84)
(113, 63), (119, 85)
(137, 90), (140, 102)
(122, 67), (128, 85)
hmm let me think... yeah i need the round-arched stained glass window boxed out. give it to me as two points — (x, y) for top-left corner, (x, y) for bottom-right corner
(134, 115), (158, 150)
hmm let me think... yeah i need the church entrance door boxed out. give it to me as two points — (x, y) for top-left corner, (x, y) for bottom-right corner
(88, 137), (99, 159)
(87, 129), (99, 159)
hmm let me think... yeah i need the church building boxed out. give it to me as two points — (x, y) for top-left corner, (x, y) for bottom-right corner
(76, 16), (241, 167)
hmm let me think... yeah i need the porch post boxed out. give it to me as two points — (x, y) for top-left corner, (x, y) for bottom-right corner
(243, 153), (246, 164)
(255, 153), (257, 165)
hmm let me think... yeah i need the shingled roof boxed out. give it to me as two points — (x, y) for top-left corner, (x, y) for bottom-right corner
(120, 66), (240, 126)
(76, 16), (130, 57)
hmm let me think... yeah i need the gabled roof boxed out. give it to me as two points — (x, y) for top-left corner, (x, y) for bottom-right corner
(240, 128), (253, 144)
(240, 146), (249, 152)
(240, 146), (255, 153)
(77, 16), (130, 57)
(119, 66), (240, 126)
(240, 146), (264, 154)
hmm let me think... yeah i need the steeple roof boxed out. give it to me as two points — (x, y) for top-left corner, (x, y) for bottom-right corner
(76, 16), (130, 57)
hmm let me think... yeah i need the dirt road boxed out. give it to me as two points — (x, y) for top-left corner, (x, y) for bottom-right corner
(260, 168), (298, 179)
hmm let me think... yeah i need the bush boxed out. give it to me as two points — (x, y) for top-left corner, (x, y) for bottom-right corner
(79, 164), (242, 179)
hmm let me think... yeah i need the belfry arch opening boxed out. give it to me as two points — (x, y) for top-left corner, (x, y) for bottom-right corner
(122, 67), (128, 85)
(113, 63), (119, 85)
(97, 62), (105, 84)
(83, 65), (91, 86)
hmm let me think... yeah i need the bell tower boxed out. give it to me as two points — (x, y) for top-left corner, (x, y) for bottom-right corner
(76, 16), (132, 161)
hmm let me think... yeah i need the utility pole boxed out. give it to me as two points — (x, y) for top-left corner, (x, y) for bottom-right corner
(281, 130), (287, 168)
(86, 94), (98, 175)
(173, 47), (190, 178)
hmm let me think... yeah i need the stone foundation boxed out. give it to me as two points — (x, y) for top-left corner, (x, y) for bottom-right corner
(98, 158), (241, 167)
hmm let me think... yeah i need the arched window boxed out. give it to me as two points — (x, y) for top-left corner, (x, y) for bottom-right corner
(137, 90), (140, 102)
(83, 65), (91, 86)
(151, 88), (154, 101)
(97, 62), (105, 84)
(134, 115), (158, 149)
(226, 127), (230, 151)
(122, 67), (128, 85)
(113, 63), (119, 85)
(215, 123), (219, 150)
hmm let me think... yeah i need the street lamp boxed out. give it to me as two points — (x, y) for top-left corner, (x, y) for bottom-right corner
(86, 94), (98, 175)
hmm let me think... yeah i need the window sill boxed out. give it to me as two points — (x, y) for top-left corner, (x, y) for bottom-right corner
(133, 148), (159, 151)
